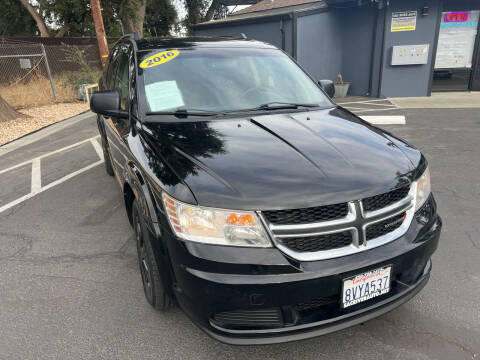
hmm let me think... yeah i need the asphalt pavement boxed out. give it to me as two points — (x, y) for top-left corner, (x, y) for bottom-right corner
(0, 108), (479, 359)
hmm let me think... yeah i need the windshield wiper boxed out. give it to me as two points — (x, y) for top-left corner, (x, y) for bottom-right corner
(223, 102), (321, 114)
(255, 102), (320, 110)
(146, 109), (221, 117)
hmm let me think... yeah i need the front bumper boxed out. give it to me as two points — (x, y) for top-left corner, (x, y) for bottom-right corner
(158, 197), (441, 345)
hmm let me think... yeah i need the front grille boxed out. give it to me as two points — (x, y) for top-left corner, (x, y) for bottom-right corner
(295, 296), (338, 312)
(362, 186), (410, 212)
(366, 212), (406, 240)
(213, 308), (283, 328)
(262, 202), (349, 225)
(278, 231), (352, 252)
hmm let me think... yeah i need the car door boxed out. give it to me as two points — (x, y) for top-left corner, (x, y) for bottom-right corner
(103, 42), (132, 183)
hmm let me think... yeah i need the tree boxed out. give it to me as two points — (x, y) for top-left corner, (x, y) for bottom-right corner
(116, 0), (146, 35)
(144, 0), (178, 37)
(183, 0), (227, 33)
(0, 0), (37, 36)
(183, 0), (208, 32)
(0, 96), (25, 122)
(19, 0), (50, 37)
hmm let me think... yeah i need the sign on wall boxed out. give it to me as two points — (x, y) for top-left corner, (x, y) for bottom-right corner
(435, 10), (480, 69)
(391, 11), (417, 32)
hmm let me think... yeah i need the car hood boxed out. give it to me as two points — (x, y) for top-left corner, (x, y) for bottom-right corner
(141, 107), (421, 210)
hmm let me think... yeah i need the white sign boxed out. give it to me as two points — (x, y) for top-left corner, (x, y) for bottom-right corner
(391, 11), (417, 32)
(145, 81), (185, 112)
(19, 58), (32, 69)
(435, 10), (480, 69)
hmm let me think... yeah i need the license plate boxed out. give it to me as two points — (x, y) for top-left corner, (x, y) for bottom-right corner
(342, 266), (392, 308)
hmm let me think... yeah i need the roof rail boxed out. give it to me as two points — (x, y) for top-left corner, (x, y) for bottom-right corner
(121, 33), (141, 41)
(217, 33), (248, 40)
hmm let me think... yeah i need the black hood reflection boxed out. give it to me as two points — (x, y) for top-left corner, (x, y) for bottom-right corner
(142, 121), (226, 187)
(139, 108), (422, 210)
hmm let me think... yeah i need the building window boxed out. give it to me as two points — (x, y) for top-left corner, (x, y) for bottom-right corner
(433, 10), (479, 91)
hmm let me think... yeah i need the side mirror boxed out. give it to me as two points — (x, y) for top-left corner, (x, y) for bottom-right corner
(318, 80), (335, 98)
(90, 90), (128, 118)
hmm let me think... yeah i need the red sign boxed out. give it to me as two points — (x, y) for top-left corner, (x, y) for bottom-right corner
(445, 12), (469, 22)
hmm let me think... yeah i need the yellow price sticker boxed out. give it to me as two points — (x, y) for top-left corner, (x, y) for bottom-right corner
(140, 50), (179, 69)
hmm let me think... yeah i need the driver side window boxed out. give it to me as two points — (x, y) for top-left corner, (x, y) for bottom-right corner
(114, 51), (129, 111)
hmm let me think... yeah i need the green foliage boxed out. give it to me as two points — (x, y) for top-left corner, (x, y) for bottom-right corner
(4, 0), (178, 38)
(0, 0), (37, 36)
(183, 0), (210, 33)
(60, 44), (101, 89)
(144, 0), (179, 37)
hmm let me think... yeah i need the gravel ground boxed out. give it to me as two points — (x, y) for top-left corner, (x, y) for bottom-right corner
(0, 102), (89, 146)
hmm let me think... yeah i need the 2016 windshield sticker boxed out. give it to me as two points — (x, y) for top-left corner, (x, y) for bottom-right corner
(140, 50), (179, 68)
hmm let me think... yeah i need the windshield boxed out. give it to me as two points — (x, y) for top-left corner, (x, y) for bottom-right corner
(137, 47), (332, 114)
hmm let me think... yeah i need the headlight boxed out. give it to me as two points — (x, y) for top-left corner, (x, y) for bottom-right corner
(162, 193), (272, 247)
(415, 167), (431, 211)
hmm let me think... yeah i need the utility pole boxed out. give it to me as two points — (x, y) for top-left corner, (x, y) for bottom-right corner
(90, 0), (109, 67)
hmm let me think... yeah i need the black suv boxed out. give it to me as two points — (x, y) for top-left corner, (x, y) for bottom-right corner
(90, 35), (441, 345)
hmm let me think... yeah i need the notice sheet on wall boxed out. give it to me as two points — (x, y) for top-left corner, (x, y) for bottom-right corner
(391, 11), (417, 32)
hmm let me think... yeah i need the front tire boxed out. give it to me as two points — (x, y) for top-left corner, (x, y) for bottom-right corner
(132, 199), (169, 311)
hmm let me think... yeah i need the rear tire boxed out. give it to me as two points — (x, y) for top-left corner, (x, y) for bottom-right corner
(100, 132), (114, 177)
(132, 199), (169, 311)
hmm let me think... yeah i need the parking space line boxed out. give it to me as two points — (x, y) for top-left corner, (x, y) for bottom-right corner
(90, 138), (104, 161)
(41, 160), (103, 192)
(0, 135), (100, 176)
(0, 135), (104, 215)
(31, 158), (41, 194)
(361, 115), (406, 125)
(348, 107), (401, 113)
(0, 160), (103, 214)
(338, 99), (400, 106)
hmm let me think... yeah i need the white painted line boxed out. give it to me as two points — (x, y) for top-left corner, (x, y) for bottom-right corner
(31, 158), (41, 194)
(41, 160), (103, 192)
(0, 160), (103, 215)
(353, 103), (401, 108)
(361, 116), (406, 125)
(342, 106), (366, 111)
(0, 135), (100, 176)
(338, 99), (399, 106)
(0, 193), (34, 215)
(90, 138), (104, 161)
(350, 107), (400, 114)
(0, 111), (94, 159)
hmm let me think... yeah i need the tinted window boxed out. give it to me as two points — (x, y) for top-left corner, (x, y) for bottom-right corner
(112, 45), (131, 136)
(105, 46), (119, 89)
(115, 52), (129, 111)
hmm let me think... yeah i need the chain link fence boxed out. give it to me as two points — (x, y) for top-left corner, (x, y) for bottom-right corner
(0, 37), (116, 109)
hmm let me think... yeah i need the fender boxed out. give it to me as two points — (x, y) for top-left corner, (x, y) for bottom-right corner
(124, 161), (162, 241)
(124, 161), (177, 299)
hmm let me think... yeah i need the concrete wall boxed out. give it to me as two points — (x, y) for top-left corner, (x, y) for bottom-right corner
(379, 0), (441, 97)
(194, 18), (293, 56)
(296, 11), (342, 84)
(336, 5), (377, 96)
(193, 0), (477, 97)
(296, 5), (377, 96)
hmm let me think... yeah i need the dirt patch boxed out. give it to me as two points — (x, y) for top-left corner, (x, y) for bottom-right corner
(0, 102), (89, 146)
